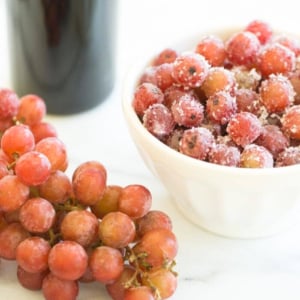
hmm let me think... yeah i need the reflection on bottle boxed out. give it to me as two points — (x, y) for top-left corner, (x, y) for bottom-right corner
(7, 0), (116, 114)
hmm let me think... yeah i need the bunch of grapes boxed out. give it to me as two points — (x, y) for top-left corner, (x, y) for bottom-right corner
(0, 89), (178, 300)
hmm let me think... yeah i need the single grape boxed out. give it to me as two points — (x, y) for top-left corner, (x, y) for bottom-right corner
(244, 20), (273, 44)
(72, 165), (107, 206)
(255, 125), (289, 158)
(143, 103), (175, 140)
(172, 52), (209, 88)
(226, 31), (261, 67)
(60, 210), (99, 247)
(170, 94), (204, 127)
(17, 94), (46, 126)
(259, 43), (296, 77)
(30, 121), (58, 143)
(152, 48), (178, 66)
(208, 144), (241, 167)
(201, 67), (236, 98)
(105, 265), (136, 300)
(89, 246), (124, 284)
(259, 74), (295, 113)
(135, 210), (173, 239)
(206, 90), (237, 125)
(0, 175), (30, 212)
(142, 268), (177, 299)
(133, 228), (178, 271)
(276, 146), (300, 167)
(0, 222), (30, 260)
(48, 241), (88, 281)
(90, 185), (122, 218)
(240, 144), (273, 168)
(1, 124), (35, 159)
(42, 272), (79, 300)
(0, 88), (19, 119)
(281, 105), (300, 140)
(15, 151), (52, 186)
(226, 112), (262, 147)
(17, 266), (48, 291)
(98, 211), (136, 248)
(16, 236), (50, 273)
(39, 170), (72, 204)
(19, 197), (56, 233)
(118, 184), (152, 219)
(132, 83), (164, 117)
(35, 137), (68, 172)
(179, 127), (214, 160)
(195, 35), (226, 66)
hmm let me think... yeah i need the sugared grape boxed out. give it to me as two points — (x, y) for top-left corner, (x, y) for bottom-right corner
(152, 48), (178, 66)
(244, 20), (273, 45)
(195, 35), (226, 66)
(226, 112), (262, 147)
(143, 103), (175, 140)
(259, 74), (295, 113)
(240, 144), (273, 168)
(170, 93), (204, 127)
(132, 83), (164, 117)
(179, 127), (214, 160)
(259, 43), (296, 77)
(225, 31), (261, 67)
(281, 105), (300, 140)
(172, 52), (209, 88)
(201, 67), (236, 98)
(206, 90), (237, 125)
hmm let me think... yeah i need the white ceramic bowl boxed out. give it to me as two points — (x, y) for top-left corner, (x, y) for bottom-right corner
(122, 28), (300, 239)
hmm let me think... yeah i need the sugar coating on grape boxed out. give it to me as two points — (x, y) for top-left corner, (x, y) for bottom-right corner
(227, 112), (262, 147)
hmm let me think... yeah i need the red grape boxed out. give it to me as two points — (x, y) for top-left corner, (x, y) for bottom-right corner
(15, 151), (51, 186)
(119, 184), (152, 219)
(89, 246), (124, 284)
(48, 241), (88, 281)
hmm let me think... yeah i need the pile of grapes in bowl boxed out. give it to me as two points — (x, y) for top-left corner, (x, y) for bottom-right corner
(122, 20), (300, 238)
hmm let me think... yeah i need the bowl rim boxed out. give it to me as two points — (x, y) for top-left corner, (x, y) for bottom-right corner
(122, 27), (300, 179)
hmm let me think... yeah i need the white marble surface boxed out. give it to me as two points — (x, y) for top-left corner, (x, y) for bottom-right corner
(1, 0), (300, 299)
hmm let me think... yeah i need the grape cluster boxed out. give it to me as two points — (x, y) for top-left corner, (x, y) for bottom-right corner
(133, 20), (300, 168)
(0, 90), (178, 300)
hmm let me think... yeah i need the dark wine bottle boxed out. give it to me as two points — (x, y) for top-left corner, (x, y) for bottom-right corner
(6, 0), (117, 115)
